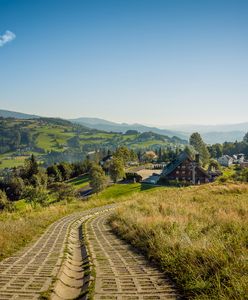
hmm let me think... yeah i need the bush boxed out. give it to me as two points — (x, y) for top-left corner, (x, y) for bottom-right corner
(49, 182), (76, 202)
(24, 187), (49, 208)
(0, 190), (8, 210)
(0, 190), (14, 212)
(89, 163), (107, 193)
(30, 169), (48, 188)
(5, 176), (25, 201)
(109, 158), (125, 183)
(125, 172), (142, 183)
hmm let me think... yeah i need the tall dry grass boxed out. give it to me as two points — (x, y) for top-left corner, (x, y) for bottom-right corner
(0, 193), (129, 261)
(110, 183), (248, 299)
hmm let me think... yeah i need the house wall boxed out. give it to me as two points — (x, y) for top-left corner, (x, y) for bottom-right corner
(218, 156), (233, 167)
(165, 160), (208, 184)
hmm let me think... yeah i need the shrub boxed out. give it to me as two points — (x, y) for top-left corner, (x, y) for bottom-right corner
(5, 176), (25, 201)
(49, 182), (76, 202)
(89, 163), (107, 193)
(0, 190), (8, 210)
(0, 190), (15, 212)
(24, 187), (49, 208)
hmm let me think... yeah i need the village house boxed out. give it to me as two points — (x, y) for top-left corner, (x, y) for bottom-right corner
(217, 155), (233, 167)
(233, 153), (245, 164)
(160, 151), (210, 184)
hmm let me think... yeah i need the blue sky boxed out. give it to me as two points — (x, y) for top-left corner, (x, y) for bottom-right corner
(0, 0), (248, 126)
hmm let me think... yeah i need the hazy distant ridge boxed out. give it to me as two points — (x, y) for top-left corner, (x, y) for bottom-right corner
(70, 117), (187, 140)
(0, 109), (247, 144)
(0, 109), (40, 119)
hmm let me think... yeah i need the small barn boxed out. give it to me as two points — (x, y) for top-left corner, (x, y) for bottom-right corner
(160, 151), (209, 184)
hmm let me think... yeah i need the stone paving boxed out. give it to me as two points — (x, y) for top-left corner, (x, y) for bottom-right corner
(0, 206), (113, 300)
(87, 211), (179, 300)
(0, 206), (180, 300)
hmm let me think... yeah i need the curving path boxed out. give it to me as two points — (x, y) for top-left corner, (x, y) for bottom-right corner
(0, 205), (114, 300)
(87, 211), (179, 300)
(0, 206), (180, 300)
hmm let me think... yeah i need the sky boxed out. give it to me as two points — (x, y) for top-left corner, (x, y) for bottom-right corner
(0, 0), (248, 126)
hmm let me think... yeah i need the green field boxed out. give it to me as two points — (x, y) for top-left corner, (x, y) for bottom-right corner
(94, 183), (164, 200)
(0, 118), (183, 169)
(67, 174), (90, 189)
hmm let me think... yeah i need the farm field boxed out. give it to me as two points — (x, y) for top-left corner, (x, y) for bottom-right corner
(110, 183), (248, 300)
(0, 118), (185, 169)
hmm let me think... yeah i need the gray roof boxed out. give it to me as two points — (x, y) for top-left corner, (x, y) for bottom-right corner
(162, 151), (209, 178)
(162, 151), (192, 177)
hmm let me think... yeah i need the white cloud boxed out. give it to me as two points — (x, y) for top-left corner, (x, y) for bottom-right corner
(0, 30), (16, 47)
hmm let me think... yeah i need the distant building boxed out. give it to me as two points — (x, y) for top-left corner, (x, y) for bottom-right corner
(217, 155), (233, 167)
(235, 154), (245, 164)
(160, 151), (210, 184)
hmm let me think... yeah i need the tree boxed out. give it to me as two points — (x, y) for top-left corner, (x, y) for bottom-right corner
(47, 164), (62, 182)
(57, 162), (72, 180)
(243, 132), (248, 144)
(125, 130), (139, 135)
(49, 182), (76, 202)
(189, 132), (210, 166)
(5, 176), (25, 201)
(113, 146), (132, 164)
(109, 158), (125, 183)
(89, 163), (107, 193)
(208, 159), (221, 171)
(143, 151), (157, 162)
(184, 145), (195, 157)
(71, 160), (90, 177)
(30, 169), (48, 188)
(24, 186), (49, 208)
(23, 154), (39, 180)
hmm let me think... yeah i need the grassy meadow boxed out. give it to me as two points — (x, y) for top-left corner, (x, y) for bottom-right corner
(110, 183), (248, 300)
(67, 174), (90, 189)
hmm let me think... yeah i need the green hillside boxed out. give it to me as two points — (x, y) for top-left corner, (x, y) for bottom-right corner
(0, 117), (186, 168)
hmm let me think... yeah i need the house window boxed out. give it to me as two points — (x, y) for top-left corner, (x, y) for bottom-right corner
(182, 171), (185, 174)
(176, 171), (179, 174)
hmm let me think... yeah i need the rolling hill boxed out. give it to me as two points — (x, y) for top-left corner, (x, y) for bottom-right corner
(0, 117), (186, 169)
(70, 117), (187, 139)
(1, 109), (247, 144)
(0, 109), (41, 119)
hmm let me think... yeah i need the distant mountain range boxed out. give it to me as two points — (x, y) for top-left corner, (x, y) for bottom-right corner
(70, 117), (187, 140)
(70, 117), (247, 144)
(0, 109), (247, 144)
(0, 109), (40, 119)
